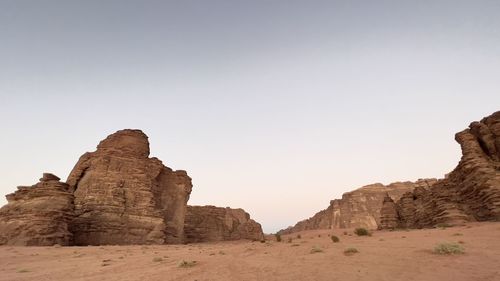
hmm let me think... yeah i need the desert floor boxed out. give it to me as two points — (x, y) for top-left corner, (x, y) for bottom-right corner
(1, 222), (499, 281)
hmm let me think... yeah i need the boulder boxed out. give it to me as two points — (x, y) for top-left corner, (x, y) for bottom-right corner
(0, 173), (74, 246)
(184, 206), (264, 243)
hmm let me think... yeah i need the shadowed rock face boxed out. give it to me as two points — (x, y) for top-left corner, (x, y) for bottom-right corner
(387, 111), (500, 228)
(0, 173), (74, 246)
(67, 129), (193, 245)
(184, 206), (264, 243)
(278, 179), (437, 234)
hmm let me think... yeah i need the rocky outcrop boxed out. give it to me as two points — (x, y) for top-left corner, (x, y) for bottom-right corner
(184, 206), (264, 243)
(379, 193), (399, 229)
(388, 111), (500, 228)
(0, 129), (267, 246)
(279, 179), (436, 234)
(67, 129), (193, 245)
(0, 173), (74, 246)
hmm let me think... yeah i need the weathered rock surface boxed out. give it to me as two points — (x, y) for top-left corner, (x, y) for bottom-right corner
(379, 193), (399, 229)
(388, 111), (500, 228)
(279, 179), (437, 234)
(67, 129), (193, 245)
(0, 173), (74, 246)
(184, 206), (264, 243)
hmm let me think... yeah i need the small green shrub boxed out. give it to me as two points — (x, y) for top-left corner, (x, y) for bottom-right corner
(344, 247), (359, 255)
(275, 234), (282, 242)
(331, 235), (340, 243)
(436, 223), (453, 229)
(433, 243), (464, 255)
(310, 246), (323, 254)
(178, 260), (197, 268)
(354, 228), (370, 236)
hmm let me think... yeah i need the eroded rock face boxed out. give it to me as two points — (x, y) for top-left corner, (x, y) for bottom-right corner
(0, 173), (74, 246)
(279, 179), (436, 234)
(379, 194), (399, 229)
(390, 111), (500, 228)
(67, 129), (192, 245)
(184, 206), (264, 243)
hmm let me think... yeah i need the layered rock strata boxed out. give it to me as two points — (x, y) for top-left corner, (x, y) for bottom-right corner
(379, 194), (399, 229)
(0, 173), (74, 246)
(387, 111), (500, 228)
(279, 179), (436, 234)
(67, 129), (193, 245)
(184, 206), (264, 243)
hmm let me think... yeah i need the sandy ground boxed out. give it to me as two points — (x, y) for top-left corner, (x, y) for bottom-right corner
(1, 222), (499, 281)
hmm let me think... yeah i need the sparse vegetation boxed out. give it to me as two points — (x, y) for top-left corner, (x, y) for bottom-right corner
(287, 237), (293, 243)
(354, 228), (370, 236)
(275, 233), (282, 242)
(297, 234), (302, 239)
(433, 243), (465, 255)
(260, 239), (266, 243)
(291, 243), (300, 247)
(343, 231), (348, 235)
(344, 247), (359, 255)
(310, 246), (323, 253)
(17, 269), (30, 273)
(436, 223), (453, 229)
(452, 233), (463, 236)
(178, 260), (197, 268)
(331, 235), (340, 243)
(152, 257), (163, 262)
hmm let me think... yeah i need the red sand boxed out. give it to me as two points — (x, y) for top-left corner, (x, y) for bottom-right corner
(1, 222), (499, 281)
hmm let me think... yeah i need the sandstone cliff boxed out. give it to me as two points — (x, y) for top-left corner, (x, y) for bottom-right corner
(67, 129), (193, 245)
(279, 179), (436, 234)
(0, 174), (74, 246)
(184, 206), (264, 243)
(0, 129), (267, 246)
(383, 111), (500, 228)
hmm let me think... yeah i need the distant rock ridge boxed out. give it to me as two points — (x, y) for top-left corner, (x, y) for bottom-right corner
(278, 179), (437, 234)
(380, 111), (500, 229)
(0, 130), (264, 246)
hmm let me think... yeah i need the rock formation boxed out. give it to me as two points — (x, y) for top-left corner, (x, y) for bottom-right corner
(279, 179), (436, 234)
(385, 111), (500, 228)
(0, 129), (267, 246)
(67, 129), (193, 245)
(0, 173), (74, 246)
(379, 193), (399, 229)
(184, 206), (264, 243)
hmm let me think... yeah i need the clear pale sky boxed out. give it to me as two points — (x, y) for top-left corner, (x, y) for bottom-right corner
(0, 1), (499, 233)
